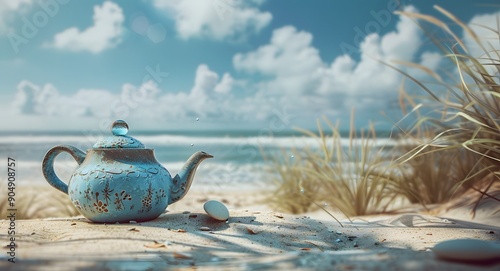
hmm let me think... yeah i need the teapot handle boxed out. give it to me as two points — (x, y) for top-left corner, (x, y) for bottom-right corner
(42, 145), (86, 194)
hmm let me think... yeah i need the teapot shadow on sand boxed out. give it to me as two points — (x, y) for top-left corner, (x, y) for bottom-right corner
(42, 120), (213, 223)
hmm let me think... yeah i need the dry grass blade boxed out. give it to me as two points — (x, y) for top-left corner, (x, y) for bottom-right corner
(434, 5), (478, 48)
(395, 8), (466, 52)
(379, 59), (441, 102)
(266, 114), (402, 218)
(265, 7), (499, 221)
(392, 60), (443, 82)
(312, 202), (344, 228)
(144, 241), (167, 249)
(173, 252), (192, 259)
(392, 7), (500, 212)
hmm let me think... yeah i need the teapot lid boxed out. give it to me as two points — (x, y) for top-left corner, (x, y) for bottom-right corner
(93, 120), (145, 149)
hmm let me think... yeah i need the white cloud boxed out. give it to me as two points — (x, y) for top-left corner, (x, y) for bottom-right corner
(152, 0), (272, 41)
(320, 6), (422, 100)
(11, 5), (448, 129)
(158, 64), (244, 119)
(13, 80), (118, 117)
(406, 51), (442, 79)
(234, 6), (425, 111)
(13, 80), (164, 118)
(0, 0), (32, 16)
(463, 10), (500, 77)
(190, 64), (219, 98)
(234, 26), (323, 96)
(45, 1), (124, 53)
(13, 5), (426, 126)
(12, 64), (241, 123)
(0, 0), (32, 33)
(234, 25), (322, 76)
(419, 51), (442, 71)
(194, 65), (235, 96)
(215, 73), (234, 94)
(464, 10), (500, 56)
(0, 0), (32, 11)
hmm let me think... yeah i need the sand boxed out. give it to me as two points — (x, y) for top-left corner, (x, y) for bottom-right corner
(1, 186), (500, 270)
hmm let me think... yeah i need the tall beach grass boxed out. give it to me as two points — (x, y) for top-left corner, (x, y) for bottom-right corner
(267, 5), (499, 216)
(394, 5), (500, 207)
(266, 114), (401, 217)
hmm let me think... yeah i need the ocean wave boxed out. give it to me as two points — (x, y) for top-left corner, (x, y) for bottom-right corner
(0, 134), (410, 148)
(2, 160), (270, 187)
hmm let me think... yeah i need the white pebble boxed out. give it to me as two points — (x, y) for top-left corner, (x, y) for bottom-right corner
(432, 239), (500, 261)
(203, 200), (230, 221)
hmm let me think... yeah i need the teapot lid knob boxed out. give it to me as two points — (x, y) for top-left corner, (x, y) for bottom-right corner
(111, 120), (129, 136)
(93, 120), (145, 149)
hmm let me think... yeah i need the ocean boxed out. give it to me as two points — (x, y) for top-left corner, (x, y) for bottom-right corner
(0, 129), (399, 191)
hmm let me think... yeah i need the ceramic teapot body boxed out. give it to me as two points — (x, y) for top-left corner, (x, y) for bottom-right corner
(42, 120), (213, 223)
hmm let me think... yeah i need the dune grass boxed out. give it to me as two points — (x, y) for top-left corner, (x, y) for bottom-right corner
(266, 115), (400, 217)
(388, 127), (492, 209)
(267, 5), (499, 216)
(265, 148), (322, 214)
(393, 5), (500, 207)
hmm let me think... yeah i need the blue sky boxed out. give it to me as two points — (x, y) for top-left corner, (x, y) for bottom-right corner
(0, 0), (499, 131)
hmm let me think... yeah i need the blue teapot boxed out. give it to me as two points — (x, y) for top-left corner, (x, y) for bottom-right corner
(42, 120), (213, 223)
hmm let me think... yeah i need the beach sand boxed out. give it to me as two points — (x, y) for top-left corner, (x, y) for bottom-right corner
(1, 185), (499, 270)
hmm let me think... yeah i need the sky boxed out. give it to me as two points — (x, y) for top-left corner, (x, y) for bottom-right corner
(0, 0), (499, 132)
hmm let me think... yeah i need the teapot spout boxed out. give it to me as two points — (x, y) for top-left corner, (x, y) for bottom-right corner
(169, 151), (213, 204)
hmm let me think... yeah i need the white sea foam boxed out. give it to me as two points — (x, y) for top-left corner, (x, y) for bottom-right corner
(3, 159), (269, 188)
(0, 132), (417, 186)
(0, 134), (407, 148)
